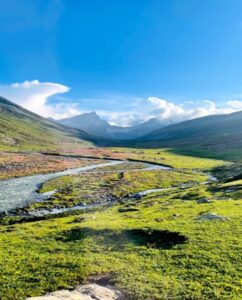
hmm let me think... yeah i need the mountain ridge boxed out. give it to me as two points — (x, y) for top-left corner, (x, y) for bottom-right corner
(59, 112), (162, 140)
(0, 96), (92, 151)
(134, 110), (242, 160)
(2, 95), (242, 160)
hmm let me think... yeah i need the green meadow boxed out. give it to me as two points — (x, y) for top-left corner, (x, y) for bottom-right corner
(0, 150), (241, 300)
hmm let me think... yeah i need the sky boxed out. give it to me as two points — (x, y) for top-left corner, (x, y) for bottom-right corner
(1, 0), (242, 126)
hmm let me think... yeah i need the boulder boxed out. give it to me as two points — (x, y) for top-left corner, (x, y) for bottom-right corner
(196, 198), (211, 204)
(132, 193), (142, 200)
(196, 213), (229, 221)
(26, 284), (125, 300)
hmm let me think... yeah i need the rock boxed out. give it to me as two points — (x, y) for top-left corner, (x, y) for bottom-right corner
(26, 283), (125, 300)
(118, 171), (125, 179)
(154, 217), (164, 222)
(72, 216), (86, 223)
(144, 201), (159, 208)
(173, 213), (180, 218)
(225, 188), (235, 193)
(132, 193), (142, 200)
(196, 198), (211, 204)
(196, 213), (229, 221)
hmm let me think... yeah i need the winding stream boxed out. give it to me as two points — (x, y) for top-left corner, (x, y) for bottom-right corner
(0, 160), (171, 213)
(0, 161), (123, 212)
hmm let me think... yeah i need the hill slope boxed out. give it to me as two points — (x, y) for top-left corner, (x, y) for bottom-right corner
(137, 111), (242, 160)
(0, 96), (92, 151)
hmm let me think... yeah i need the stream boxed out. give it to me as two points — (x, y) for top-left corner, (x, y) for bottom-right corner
(0, 160), (171, 213)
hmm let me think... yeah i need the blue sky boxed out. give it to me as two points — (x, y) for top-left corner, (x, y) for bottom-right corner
(1, 0), (242, 125)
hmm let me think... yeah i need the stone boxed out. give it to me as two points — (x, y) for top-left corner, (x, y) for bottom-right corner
(173, 213), (180, 217)
(196, 213), (229, 221)
(154, 217), (164, 222)
(196, 198), (211, 204)
(132, 193), (142, 200)
(26, 284), (125, 300)
(72, 216), (86, 223)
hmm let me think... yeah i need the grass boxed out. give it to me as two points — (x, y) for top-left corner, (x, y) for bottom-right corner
(0, 149), (241, 300)
(58, 147), (225, 170)
(69, 147), (225, 170)
(107, 147), (226, 170)
(0, 185), (241, 299)
(0, 108), (92, 152)
(168, 147), (242, 162)
(221, 179), (242, 187)
(85, 161), (148, 171)
(22, 168), (205, 212)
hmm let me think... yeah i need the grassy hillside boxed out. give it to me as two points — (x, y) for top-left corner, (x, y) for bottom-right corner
(134, 111), (242, 161)
(0, 96), (92, 152)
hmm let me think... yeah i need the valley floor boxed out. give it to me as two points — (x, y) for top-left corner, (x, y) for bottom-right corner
(0, 148), (241, 300)
(0, 152), (105, 180)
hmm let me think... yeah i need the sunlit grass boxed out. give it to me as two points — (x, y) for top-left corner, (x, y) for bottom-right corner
(0, 149), (241, 300)
(0, 186), (241, 300)
(109, 147), (225, 169)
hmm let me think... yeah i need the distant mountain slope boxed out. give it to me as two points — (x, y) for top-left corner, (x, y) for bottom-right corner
(59, 112), (161, 139)
(137, 111), (242, 160)
(0, 96), (92, 151)
(60, 112), (111, 137)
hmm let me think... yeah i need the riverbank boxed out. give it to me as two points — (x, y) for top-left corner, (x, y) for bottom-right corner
(0, 160), (124, 212)
(1, 160), (207, 216)
(0, 152), (106, 180)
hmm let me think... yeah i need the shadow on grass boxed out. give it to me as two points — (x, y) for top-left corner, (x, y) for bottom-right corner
(125, 228), (188, 249)
(56, 227), (188, 250)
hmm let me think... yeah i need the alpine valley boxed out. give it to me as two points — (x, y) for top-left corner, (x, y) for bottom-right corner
(0, 96), (241, 300)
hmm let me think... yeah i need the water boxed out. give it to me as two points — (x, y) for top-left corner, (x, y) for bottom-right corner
(0, 160), (172, 213)
(137, 187), (174, 196)
(0, 161), (123, 212)
(29, 202), (107, 217)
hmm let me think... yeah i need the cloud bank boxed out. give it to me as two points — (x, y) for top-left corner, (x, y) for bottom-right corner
(143, 97), (234, 125)
(0, 80), (81, 119)
(1, 80), (242, 127)
(100, 97), (237, 127)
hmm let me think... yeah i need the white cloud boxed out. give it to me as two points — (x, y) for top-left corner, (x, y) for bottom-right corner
(226, 100), (242, 109)
(96, 96), (242, 127)
(0, 80), (82, 119)
(143, 97), (235, 126)
(1, 80), (242, 127)
(97, 110), (144, 127)
(99, 97), (238, 127)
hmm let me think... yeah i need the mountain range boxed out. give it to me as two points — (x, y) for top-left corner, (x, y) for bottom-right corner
(1, 95), (242, 160)
(59, 112), (162, 140)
